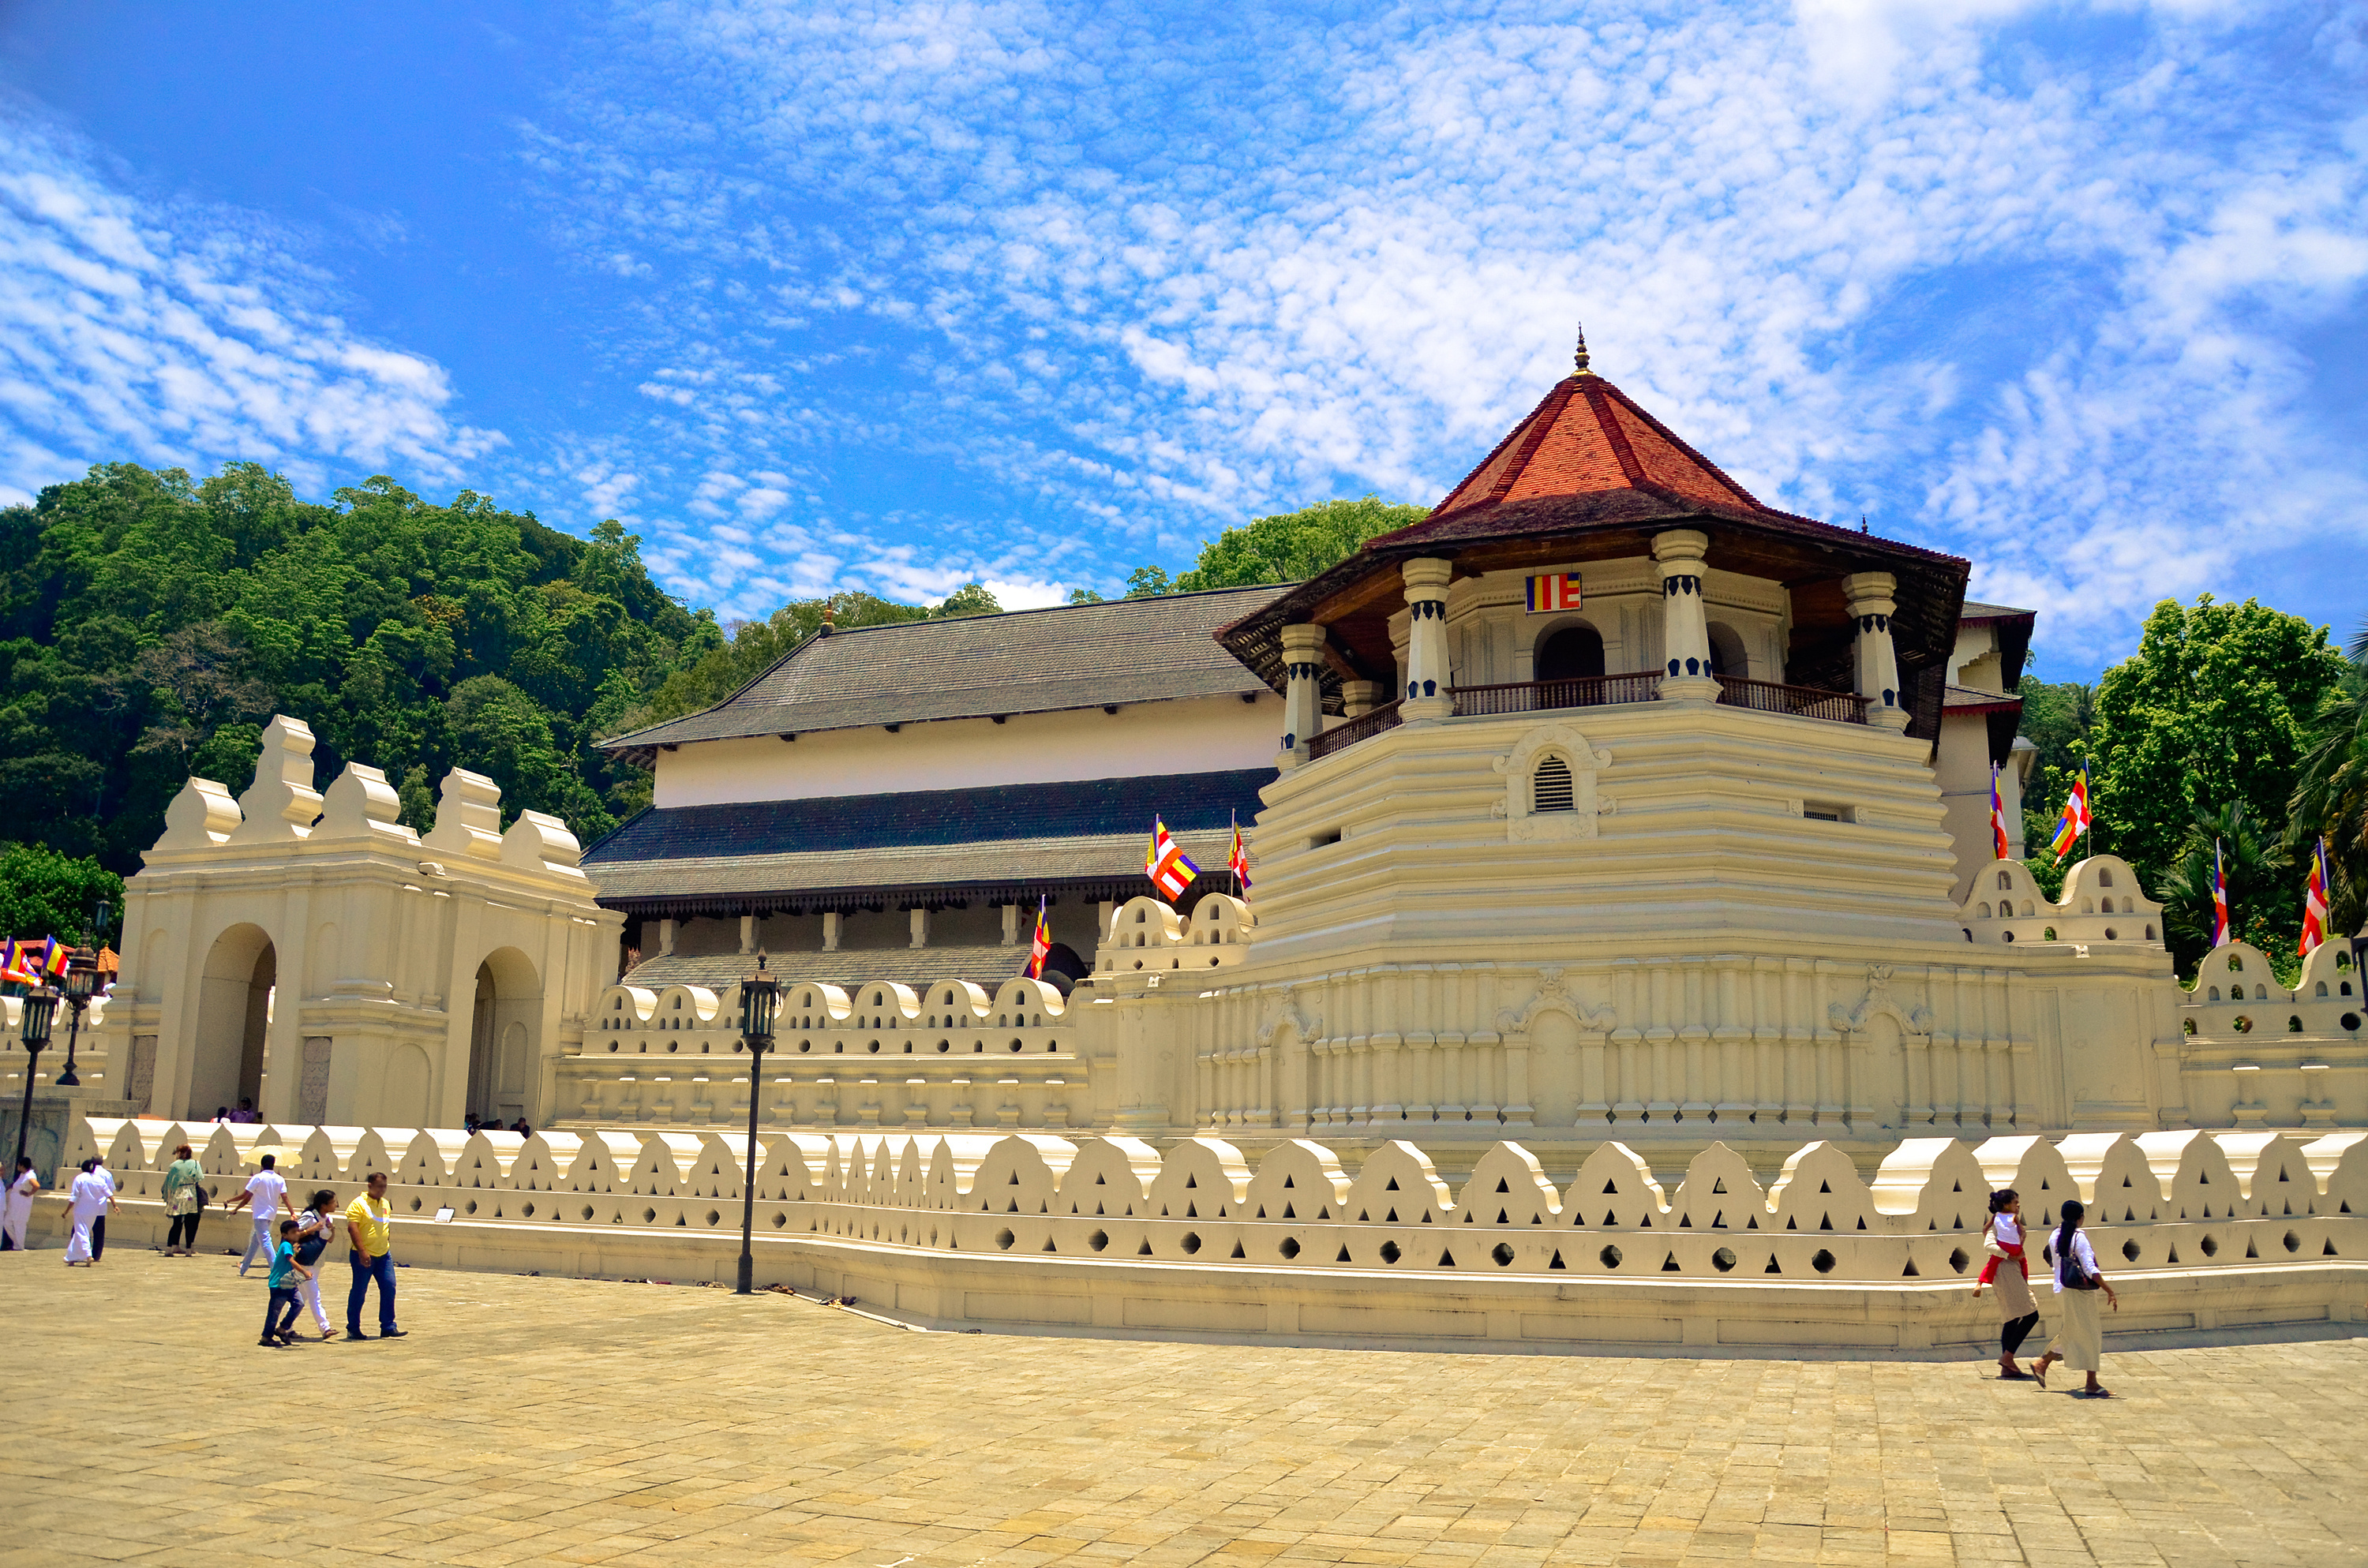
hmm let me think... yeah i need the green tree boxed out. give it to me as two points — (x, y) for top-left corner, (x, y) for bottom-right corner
(2087, 597), (2347, 956)
(2152, 802), (2296, 981)
(1126, 495), (1429, 596)
(0, 842), (122, 948)
(2288, 618), (2368, 941)
(0, 462), (718, 866)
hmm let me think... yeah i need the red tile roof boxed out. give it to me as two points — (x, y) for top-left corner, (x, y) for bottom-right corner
(1427, 372), (1763, 522)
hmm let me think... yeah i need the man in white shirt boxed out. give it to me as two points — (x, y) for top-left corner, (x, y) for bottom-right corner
(227, 1154), (294, 1275)
(2, 1156), (37, 1251)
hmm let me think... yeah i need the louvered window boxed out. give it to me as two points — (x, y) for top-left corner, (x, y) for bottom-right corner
(1533, 754), (1575, 813)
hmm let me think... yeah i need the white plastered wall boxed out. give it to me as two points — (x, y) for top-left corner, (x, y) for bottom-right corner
(654, 693), (1276, 808)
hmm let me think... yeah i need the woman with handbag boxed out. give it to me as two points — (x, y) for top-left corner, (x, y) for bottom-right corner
(2033, 1197), (2118, 1396)
(290, 1190), (342, 1339)
(1970, 1188), (2040, 1379)
(161, 1143), (208, 1256)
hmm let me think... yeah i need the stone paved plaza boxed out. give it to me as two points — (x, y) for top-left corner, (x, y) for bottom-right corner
(2, 1249), (2364, 1567)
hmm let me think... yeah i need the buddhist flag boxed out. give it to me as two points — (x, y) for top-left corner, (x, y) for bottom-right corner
(0, 941), (35, 986)
(1025, 896), (1052, 979)
(1990, 763), (2010, 861)
(2048, 761), (2091, 857)
(1147, 816), (1200, 901)
(39, 936), (67, 979)
(1227, 812), (1251, 898)
(2211, 839), (2231, 949)
(1525, 572), (1583, 613)
(2301, 836), (2331, 959)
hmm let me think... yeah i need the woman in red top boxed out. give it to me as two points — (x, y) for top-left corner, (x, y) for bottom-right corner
(1970, 1188), (2040, 1379)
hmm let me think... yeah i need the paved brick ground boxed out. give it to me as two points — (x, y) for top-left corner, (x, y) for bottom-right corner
(2, 1248), (2363, 1567)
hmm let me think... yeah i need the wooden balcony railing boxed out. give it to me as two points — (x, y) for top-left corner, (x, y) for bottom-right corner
(1448, 671), (1662, 717)
(1714, 675), (1869, 724)
(1306, 699), (1403, 761)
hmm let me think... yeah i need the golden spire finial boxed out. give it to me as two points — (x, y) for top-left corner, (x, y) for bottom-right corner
(1573, 323), (1593, 376)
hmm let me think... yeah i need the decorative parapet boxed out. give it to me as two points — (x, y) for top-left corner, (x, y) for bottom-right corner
(58, 1113), (2366, 1293)
(1956, 855), (2164, 949)
(2178, 940), (2365, 1127)
(1095, 893), (1253, 982)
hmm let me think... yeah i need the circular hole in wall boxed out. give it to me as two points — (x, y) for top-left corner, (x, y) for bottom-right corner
(2122, 1239), (2141, 1263)
(1378, 1240), (1401, 1264)
(643, 1207), (658, 1224)
(667, 1042), (677, 1053)
(1280, 1237), (1301, 1260)
(2104, 928), (2118, 941)
(2002, 931), (2015, 943)
(1088, 1229), (1109, 1252)
(408, 1197), (422, 1213)
(580, 1205), (594, 1222)
(521, 1203), (534, 1219)
(608, 1042), (617, 1052)
(1712, 1247), (1737, 1273)
(995, 1228), (1016, 1251)
(798, 1041), (811, 1053)
(1811, 1248), (1835, 1274)
(771, 1212), (788, 1229)
(706, 1209), (721, 1227)
(2284, 1229), (2302, 1252)
(1949, 1248), (1969, 1274)
(1010, 1039), (1024, 1052)
(939, 1040), (950, 1053)
(867, 1041), (879, 1053)
(2200, 1233), (2219, 1256)
(464, 1200), (478, 1216)
(1490, 1242), (1515, 1267)
(1599, 1244), (1623, 1270)
(2344, 1014), (2362, 1031)
(1181, 1232), (1201, 1255)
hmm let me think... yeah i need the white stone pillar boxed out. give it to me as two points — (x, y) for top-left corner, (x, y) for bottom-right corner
(1401, 557), (1454, 720)
(1279, 623), (1326, 766)
(822, 911), (841, 952)
(1843, 571), (1911, 732)
(1000, 903), (1020, 947)
(739, 914), (756, 955)
(1340, 679), (1384, 719)
(1654, 530), (1718, 703)
(909, 907), (930, 948)
(658, 918), (678, 957)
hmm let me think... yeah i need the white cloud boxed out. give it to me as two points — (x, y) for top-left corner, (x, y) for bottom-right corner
(0, 103), (503, 505)
(526, 0), (2366, 660)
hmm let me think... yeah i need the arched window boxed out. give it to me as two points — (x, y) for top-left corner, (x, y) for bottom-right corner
(1997, 871), (2011, 891)
(2100, 869), (2114, 887)
(1536, 624), (1605, 682)
(2208, 987), (2220, 1001)
(1706, 622), (1748, 679)
(1533, 754), (1576, 813)
(2227, 956), (2244, 972)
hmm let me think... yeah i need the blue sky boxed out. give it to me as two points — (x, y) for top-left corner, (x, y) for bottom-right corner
(2, 1), (2363, 678)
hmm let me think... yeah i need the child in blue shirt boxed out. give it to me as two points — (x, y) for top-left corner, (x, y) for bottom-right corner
(261, 1219), (312, 1348)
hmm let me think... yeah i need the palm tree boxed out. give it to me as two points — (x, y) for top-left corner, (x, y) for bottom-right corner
(2287, 615), (2368, 945)
(2156, 801), (2293, 976)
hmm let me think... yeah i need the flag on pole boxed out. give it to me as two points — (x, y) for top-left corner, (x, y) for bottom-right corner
(1227, 812), (1251, 899)
(1524, 572), (1583, 613)
(1147, 816), (1200, 901)
(39, 936), (67, 979)
(2048, 761), (2091, 857)
(2211, 839), (2231, 949)
(1990, 763), (2010, 861)
(1025, 896), (1052, 979)
(0, 940), (35, 987)
(2301, 836), (2331, 958)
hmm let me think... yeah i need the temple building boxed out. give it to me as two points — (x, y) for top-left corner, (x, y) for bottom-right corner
(68, 337), (2364, 1154)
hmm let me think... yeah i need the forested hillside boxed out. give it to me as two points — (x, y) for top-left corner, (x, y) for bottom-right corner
(0, 462), (722, 876)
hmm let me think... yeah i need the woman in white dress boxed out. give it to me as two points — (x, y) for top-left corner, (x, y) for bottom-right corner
(62, 1158), (114, 1265)
(2, 1156), (38, 1250)
(2033, 1197), (2119, 1397)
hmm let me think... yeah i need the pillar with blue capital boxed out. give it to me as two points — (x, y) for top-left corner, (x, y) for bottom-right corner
(1844, 571), (1913, 732)
(1400, 557), (1455, 720)
(1277, 623), (1327, 769)
(1653, 529), (1719, 704)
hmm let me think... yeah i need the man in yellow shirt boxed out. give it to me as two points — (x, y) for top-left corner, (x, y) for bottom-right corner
(343, 1170), (406, 1341)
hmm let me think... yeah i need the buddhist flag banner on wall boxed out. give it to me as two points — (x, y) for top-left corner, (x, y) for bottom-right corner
(1147, 817), (1200, 900)
(2301, 836), (2331, 958)
(1025, 896), (1052, 979)
(2212, 839), (2231, 949)
(1525, 573), (1583, 613)
(2048, 761), (2091, 857)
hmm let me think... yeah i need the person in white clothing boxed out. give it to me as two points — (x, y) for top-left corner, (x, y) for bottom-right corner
(2, 1156), (39, 1250)
(226, 1154), (294, 1275)
(290, 1189), (343, 1339)
(2033, 1197), (2119, 1397)
(62, 1158), (114, 1265)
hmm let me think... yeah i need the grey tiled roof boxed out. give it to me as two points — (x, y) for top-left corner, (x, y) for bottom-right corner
(1958, 600), (2036, 620)
(604, 585), (1289, 750)
(579, 769), (1269, 916)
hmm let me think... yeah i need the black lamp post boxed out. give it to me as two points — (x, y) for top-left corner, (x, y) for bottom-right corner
(53, 948), (98, 1090)
(11, 983), (58, 1178)
(734, 952), (779, 1296)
